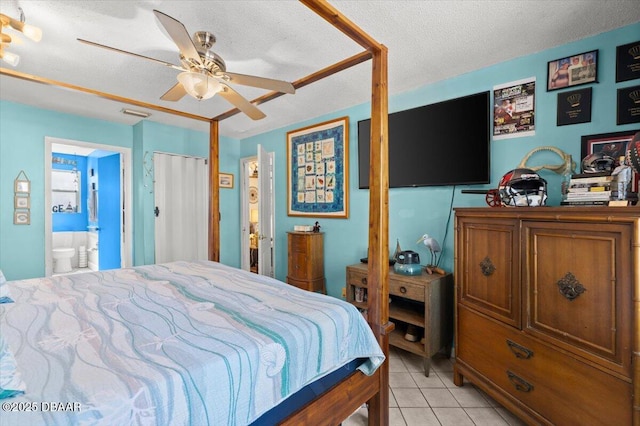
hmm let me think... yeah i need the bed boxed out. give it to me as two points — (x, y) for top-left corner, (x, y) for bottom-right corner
(1, 1), (392, 424)
(0, 261), (384, 425)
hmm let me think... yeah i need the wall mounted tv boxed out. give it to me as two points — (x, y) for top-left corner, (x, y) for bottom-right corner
(358, 91), (490, 188)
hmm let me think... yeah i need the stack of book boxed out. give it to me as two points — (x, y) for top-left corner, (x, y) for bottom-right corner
(562, 173), (613, 206)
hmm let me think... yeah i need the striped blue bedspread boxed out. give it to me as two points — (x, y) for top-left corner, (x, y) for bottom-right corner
(0, 261), (384, 425)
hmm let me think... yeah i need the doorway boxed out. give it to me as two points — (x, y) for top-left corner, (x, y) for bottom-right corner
(153, 152), (209, 263)
(44, 137), (132, 277)
(241, 145), (275, 277)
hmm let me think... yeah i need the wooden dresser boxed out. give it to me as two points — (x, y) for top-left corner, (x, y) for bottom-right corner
(286, 231), (325, 293)
(346, 263), (453, 376)
(454, 207), (640, 425)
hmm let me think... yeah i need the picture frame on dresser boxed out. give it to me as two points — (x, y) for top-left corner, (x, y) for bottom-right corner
(581, 129), (640, 161)
(581, 129), (640, 192)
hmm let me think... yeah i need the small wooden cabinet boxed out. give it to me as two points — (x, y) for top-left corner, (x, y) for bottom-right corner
(346, 263), (453, 376)
(286, 232), (325, 293)
(454, 207), (639, 425)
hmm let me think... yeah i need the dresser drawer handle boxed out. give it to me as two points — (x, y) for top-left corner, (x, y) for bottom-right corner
(361, 277), (367, 285)
(507, 371), (534, 393)
(399, 286), (407, 294)
(507, 339), (534, 359)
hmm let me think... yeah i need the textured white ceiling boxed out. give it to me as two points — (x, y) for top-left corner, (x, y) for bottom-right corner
(1, 0), (639, 139)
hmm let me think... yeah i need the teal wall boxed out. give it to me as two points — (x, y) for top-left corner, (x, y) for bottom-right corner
(0, 105), (238, 279)
(240, 22), (640, 297)
(1, 22), (638, 293)
(0, 103), (132, 280)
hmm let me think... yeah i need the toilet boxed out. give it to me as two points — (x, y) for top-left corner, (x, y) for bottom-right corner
(52, 248), (75, 273)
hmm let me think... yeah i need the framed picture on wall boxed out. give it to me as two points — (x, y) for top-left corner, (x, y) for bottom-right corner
(557, 87), (592, 126)
(617, 85), (640, 125)
(219, 173), (234, 189)
(14, 210), (30, 225)
(581, 129), (640, 192)
(14, 195), (30, 209)
(14, 179), (30, 193)
(616, 40), (640, 83)
(547, 50), (598, 91)
(581, 129), (640, 161)
(287, 116), (349, 218)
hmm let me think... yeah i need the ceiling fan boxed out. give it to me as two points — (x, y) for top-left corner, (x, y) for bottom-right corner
(78, 9), (295, 120)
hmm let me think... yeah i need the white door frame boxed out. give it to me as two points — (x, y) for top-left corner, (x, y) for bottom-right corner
(240, 156), (255, 272)
(44, 137), (132, 277)
(240, 151), (275, 275)
(257, 145), (275, 278)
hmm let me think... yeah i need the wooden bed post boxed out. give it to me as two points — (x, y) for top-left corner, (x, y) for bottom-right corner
(209, 119), (220, 262)
(298, 2), (390, 425)
(366, 45), (391, 426)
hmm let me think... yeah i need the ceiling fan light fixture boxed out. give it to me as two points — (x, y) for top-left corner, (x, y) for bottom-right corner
(0, 9), (42, 43)
(177, 71), (222, 100)
(19, 23), (42, 42)
(0, 49), (20, 66)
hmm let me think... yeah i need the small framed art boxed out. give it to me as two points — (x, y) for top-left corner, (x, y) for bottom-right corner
(557, 87), (592, 126)
(15, 179), (30, 194)
(617, 85), (640, 125)
(14, 210), (30, 225)
(547, 50), (598, 91)
(616, 40), (640, 83)
(219, 173), (234, 189)
(14, 195), (30, 209)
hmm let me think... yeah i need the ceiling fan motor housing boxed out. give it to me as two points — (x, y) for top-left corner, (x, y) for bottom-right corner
(181, 31), (226, 75)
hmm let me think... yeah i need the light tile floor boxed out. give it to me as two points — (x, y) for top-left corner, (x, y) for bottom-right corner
(344, 347), (527, 426)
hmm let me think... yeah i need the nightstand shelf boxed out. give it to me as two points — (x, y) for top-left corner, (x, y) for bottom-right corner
(346, 263), (453, 376)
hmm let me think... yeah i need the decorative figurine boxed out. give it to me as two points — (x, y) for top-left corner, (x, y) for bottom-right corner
(612, 156), (632, 200)
(313, 221), (321, 233)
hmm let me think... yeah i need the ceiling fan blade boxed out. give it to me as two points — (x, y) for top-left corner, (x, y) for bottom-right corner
(218, 85), (266, 120)
(160, 82), (188, 101)
(153, 9), (203, 67)
(223, 71), (295, 94)
(77, 38), (184, 72)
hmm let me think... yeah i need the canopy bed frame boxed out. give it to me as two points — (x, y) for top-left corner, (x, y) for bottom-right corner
(0, 0), (391, 424)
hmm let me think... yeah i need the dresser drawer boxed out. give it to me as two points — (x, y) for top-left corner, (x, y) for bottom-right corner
(347, 268), (368, 288)
(457, 306), (632, 426)
(389, 278), (424, 302)
(348, 267), (426, 301)
(288, 234), (307, 252)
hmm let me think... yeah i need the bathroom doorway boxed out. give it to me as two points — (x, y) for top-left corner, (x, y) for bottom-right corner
(44, 137), (132, 277)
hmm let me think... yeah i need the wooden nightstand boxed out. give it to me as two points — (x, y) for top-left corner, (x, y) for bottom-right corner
(286, 232), (325, 293)
(346, 263), (453, 376)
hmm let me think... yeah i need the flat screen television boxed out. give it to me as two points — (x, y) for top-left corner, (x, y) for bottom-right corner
(358, 91), (490, 188)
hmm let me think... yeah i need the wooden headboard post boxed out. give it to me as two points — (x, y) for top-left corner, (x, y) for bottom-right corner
(365, 45), (391, 425)
(208, 119), (220, 262)
(298, 1), (391, 424)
